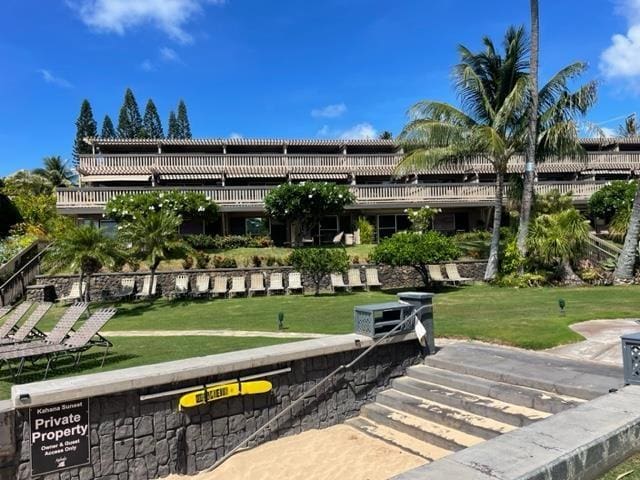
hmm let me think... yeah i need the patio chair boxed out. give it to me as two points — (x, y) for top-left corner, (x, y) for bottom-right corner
(248, 273), (266, 297)
(211, 276), (228, 297)
(229, 276), (247, 298)
(287, 272), (304, 294)
(330, 273), (349, 293)
(0, 302), (88, 354)
(135, 276), (158, 299)
(428, 264), (456, 286)
(445, 264), (473, 285)
(267, 273), (285, 295)
(332, 232), (344, 245)
(59, 281), (87, 304)
(347, 269), (366, 291)
(193, 274), (211, 297)
(171, 274), (190, 298)
(113, 278), (135, 300)
(0, 302), (52, 345)
(0, 307), (117, 379)
(0, 305), (12, 320)
(365, 268), (382, 289)
(0, 302), (32, 340)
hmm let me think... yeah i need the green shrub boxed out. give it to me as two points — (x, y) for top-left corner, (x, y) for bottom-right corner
(588, 180), (636, 223)
(106, 191), (218, 223)
(194, 252), (210, 269)
(184, 234), (273, 251)
(495, 272), (548, 288)
(500, 240), (525, 275)
(212, 256), (237, 269)
(252, 255), (262, 267)
(181, 256), (194, 270)
(355, 217), (374, 244)
(406, 206), (441, 232)
(453, 231), (491, 259)
(288, 247), (350, 295)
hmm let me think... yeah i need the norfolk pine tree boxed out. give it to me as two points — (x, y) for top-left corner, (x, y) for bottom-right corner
(176, 100), (192, 139)
(168, 111), (179, 139)
(117, 88), (144, 138)
(143, 99), (164, 138)
(101, 115), (116, 138)
(73, 100), (97, 160)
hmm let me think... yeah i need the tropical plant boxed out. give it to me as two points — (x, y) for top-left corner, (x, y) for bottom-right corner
(288, 248), (349, 295)
(2, 170), (53, 196)
(264, 182), (355, 245)
(46, 225), (122, 301)
(379, 131), (393, 139)
(355, 217), (374, 244)
(370, 231), (460, 286)
(617, 114), (638, 137)
(33, 156), (75, 187)
(589, 180), (636, 223)
(406, 206), (441, 232)
(614, 185), (640, 282)
(118, 210), (190, 295)
(106, 191), (218, 223)
(534, 189), (573, 215)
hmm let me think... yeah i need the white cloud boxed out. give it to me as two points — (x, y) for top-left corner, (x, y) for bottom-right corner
(140, 59), (155, 71)
(601, 1), (640, 79)
(66, 0), (225, 44)
(601, 127), (617, 137)
(229, 132), (243, 139)
(160, 47), (179, 62)
(340, 123), (377, 140)
(38, 69), (73, 88)
(311, 103), (347, 118)
(316, 125), (330, 137)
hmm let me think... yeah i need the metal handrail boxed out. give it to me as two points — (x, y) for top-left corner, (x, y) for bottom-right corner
(205, 304), (430, 473)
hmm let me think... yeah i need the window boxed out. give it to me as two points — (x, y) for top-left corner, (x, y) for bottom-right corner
(245, 217), (268, 236)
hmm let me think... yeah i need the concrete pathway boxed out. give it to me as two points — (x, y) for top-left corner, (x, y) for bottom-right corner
(547, 318), (640, 366)
(103, 329), (330, 339)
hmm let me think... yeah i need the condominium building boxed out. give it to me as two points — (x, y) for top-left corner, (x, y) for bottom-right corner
(56, 137), (640, 244)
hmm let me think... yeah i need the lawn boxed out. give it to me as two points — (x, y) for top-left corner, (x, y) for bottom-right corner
(598, 453), (640, 480)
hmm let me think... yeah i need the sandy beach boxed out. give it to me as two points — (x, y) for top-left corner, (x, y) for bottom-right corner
(166, 425), (426, 480)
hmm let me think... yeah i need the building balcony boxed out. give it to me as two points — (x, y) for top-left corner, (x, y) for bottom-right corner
(56, 181), (607, 215)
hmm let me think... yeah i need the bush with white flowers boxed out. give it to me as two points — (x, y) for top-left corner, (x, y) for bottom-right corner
(405, 206), (441, 232)
(106, 191), (218, 223)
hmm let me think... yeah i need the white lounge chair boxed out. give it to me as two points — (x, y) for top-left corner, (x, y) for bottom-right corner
(248, 273), (266, 297)
(332, 232), (344, 245)
(267, 273), (285, 295)
(347, 269), (366, 290)
(172, 274), (190, 298)
(365, 268), (382, 289)
(229, 276), (247, 298)
(287, 272), (304, 294)
(211, 276), (228, 297)
(193, 274), (211, 297)
(135, 276), (158, 298)
(59, 281), (87, 304)
(445, 264), (473, 284)
(330, 273), (349, 293)
(428, 265), (456, 286)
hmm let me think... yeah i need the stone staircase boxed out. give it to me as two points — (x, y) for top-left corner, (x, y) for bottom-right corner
(347, 342), (623, 464)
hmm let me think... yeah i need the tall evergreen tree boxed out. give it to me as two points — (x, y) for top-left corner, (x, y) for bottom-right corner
(101, 115), (116, 138)
(167, 111), (179, 139)
(117, 88), (143, 138)
(176, 100), (192, 139)
(73, 100), (97, 160)
(143, 99), (164, 138)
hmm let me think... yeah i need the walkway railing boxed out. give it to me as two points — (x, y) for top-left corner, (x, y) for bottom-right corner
(0, 244), (50, 306)
(585, 233), (622, 262)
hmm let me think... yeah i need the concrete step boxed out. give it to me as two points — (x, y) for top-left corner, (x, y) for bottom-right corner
(392, 376), (549, 427)
(407, 364), (583, 414)
(376, 389), (515, 440)
(360, 402), (484, 452)
(346, 417), (450, 462)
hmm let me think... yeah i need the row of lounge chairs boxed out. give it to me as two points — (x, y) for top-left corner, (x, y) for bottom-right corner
(428, 264), (473, 286)
(0, 301), (116, 378)
(330, 268), (382, 292)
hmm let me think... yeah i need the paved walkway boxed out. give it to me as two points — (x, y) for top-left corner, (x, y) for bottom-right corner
(547, 318), (640, 366)
(103, 329), (330, 339)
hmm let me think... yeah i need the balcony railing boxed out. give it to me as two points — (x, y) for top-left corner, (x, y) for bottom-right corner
(56, 181), (607, 211)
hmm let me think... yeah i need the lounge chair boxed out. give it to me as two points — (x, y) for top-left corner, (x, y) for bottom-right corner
(212, 276), (228, 297)
(0, 302), (51, 345)
(248, 273), (266, 297)
(113, 278), (135, 300)
(171, 274), (190, 298)
(365, 268), (382, 289)
(59, 281), (87, 304)
(287, 272), (304, 294)
(267, 273), (285, 295)
(1, 307), (117, 379)
(347, 269), (366, 291)
(445, 264), (473, 284)
(229, 276), (247, 298)
(330, 273), (349, 293)
(332, 232), (344, 245)
(135, 276), (158, 299)
(0, 302), (32, 339)
(0, 305), (12, 320)
(428, 264), (456, 286)
(193, 274), (211, 297)
(0, 302), (88, 354)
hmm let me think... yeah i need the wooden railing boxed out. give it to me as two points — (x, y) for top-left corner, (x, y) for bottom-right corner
(0, 244), (50, 306)
(56, 181), (607, 211)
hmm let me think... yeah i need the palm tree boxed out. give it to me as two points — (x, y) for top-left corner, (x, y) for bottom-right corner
(46, 225), (121, 301)
(118, 210), (189, 295)
(33, 156), (75, 187)
(617, 114), (638, 137)
(2, 170), (53, 196)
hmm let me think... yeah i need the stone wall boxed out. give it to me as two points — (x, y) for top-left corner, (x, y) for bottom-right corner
(32, 261), (487, 301)
(9, 335), (423, 480)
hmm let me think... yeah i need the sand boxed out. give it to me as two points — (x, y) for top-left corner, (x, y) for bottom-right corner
(165, 425), (426, 480)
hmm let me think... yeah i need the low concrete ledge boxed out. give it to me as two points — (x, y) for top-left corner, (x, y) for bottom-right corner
(394, 385), (640, 480)
(11, 332), (416, 408)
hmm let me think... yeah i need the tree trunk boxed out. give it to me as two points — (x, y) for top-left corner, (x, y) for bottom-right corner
(485, 172), (504, 281)
(614, 180), (640, 282)
(415, 265), (430, 288)
(149, 266), (156, 296)
(84, 275), (91, 302)
(79, 270), (86, 302)
(560, 258), (583, 285)
(516, 0), (540, 256)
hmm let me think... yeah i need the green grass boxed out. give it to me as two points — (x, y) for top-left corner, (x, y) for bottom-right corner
(0, 336), (301, 400)
(599, 453), (640, 480)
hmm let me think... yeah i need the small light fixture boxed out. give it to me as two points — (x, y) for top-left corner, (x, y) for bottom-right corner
(277, 312), (284, 330)
(558, 298), (566, 315)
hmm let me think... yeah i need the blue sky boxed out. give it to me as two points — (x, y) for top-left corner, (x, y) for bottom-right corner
(1, 0), (640, 176)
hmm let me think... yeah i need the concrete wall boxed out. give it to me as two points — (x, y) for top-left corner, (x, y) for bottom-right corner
(31, 261), (487, 301)
(7, 334), (423, 480)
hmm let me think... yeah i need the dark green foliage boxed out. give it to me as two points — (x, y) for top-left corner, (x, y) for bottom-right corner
(453, 230), (491, 259)
(588, 180), (637, 223)
(143, 99), (164, 138)
(167, 111), (179, 139)
(184, 234), (273, 250)
(0, 193), (22, 237)
(194, 252), (210, 269)
(101, 115), (116, 138)
(33, 156), (75, 187)
(106, 191), (218, 223)
(378, 131), (393, 139)
(176, 99), (192, 139)
(288, 248), (350, 295)
(73, 100), (97, 160)
(371, 231), (461, 286)
(117, 88), (144, 138)
(212, 256), (238, 268)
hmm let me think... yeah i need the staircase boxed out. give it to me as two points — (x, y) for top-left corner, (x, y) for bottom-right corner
(347, 342), (622, 464)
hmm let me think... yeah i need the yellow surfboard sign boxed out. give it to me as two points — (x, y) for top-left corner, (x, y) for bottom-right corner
(179, 380), (272, 410)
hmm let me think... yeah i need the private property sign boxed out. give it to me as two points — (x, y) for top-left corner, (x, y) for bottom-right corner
(29, 399), (90, 476)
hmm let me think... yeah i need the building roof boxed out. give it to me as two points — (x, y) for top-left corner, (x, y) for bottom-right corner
(84, 137), (397, 147)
